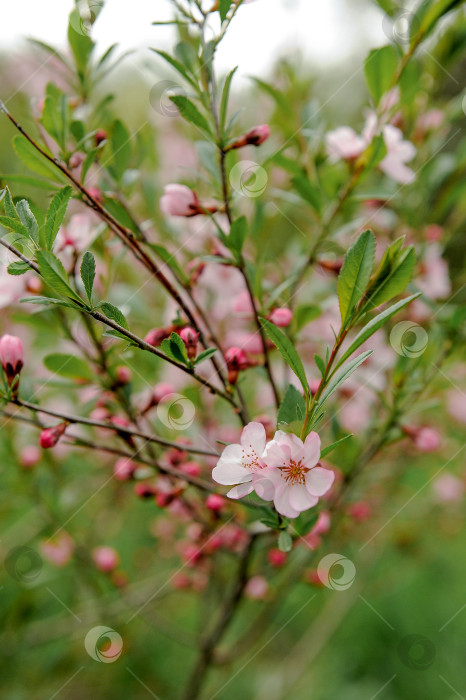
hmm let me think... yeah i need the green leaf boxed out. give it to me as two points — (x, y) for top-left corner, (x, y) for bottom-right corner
(44, 186), (73, 249)
(41, 92), (68, 148)
(220, 66), (237, 133)
(169, 95), (212, 135)
(68, 9), (95, 74)
(293, 510), (319, 537)
(321, 434), (353, 458)
(8, 261), (31, 275)
(103, 329), (136, 344)
(0, 216), (29, 238)
(19, 296), (79, 309)
(364, 246), (416, 311)
(364, 45), (399, 105)
(16, 200), (39, 244)
(278, 530), (293, 552)
(151, 49), (197, 88)
(336, 293), (421, 368)
(147, 243), (188, 284)
(219, 0), (234, 22)
(44, 353), (93, 381)
(194, 348), (217, 366)
(227, 216), (247, 257)
(318, 350), (373, 408)
(260, 509), (281, 530)
(0, 174), (53, 190)
(261, 318), (309, 397)
(293, 304), (321, 332)
(412, 0), (463, 48)
(161, 332), (188, 365)
(36, 250), (83, 302)
(12, 135), (66, 183)
(80, 251), (96, 303)
(292, 175), (322, 215)
(3, 187), (17, 218)
(337, 230), (376, 326)
(314, 354), (326, 378)
(277, 384), (306, 425)
(107, 119), (131, 183)
(98, 301), (129, 329)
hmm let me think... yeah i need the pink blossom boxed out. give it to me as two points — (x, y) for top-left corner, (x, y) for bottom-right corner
(268, 548), (288, 567)
(268, 308), (293, 327)
(160, 184), (200, 217)
(414, 427), (441, 452)
(325, 127), (366, 161)
(40, 532), (74, 568)
(113, 458), (137, 481)
(39, 422), (67, 449)
(447, 390), (466, 424)
(255, 431), (334, 518)
(0, 334), (23, 385)
(225, 346), (251, 384)
(432, 473), (464, 503)
(115, 366), (132, 384)
(179, 461), (203, 478)
(212, 422), (267, 499)
(244, 575), (269, 600)
(92, 546), (120, 572)
(20, 445), (41, 469)
(179, 327), (199, 359)
(379, 124), (416, 184)
(56, 213), (97, 253)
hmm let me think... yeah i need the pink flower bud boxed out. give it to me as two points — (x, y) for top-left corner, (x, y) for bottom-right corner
(20, 445), (41, 469)
(94, 129), (107, 146)
(268, 548), (287, 568)
(179, 461), (202, 478)
(69, 152), (84, 169)
(206, 494), (224, 511)
(268, 307), (293, 327)
(92, 546), (120, 572)
(160, 184), (201, 217)
(39, 422), (67, 449)
(115, 365), (132, 384)
(153, 382), (176, 404)
(245, 575), (269, 600)
(225, 346), (249, 385)
(145, 327), (173, 347)
(113, 458), (137, 481)
(88, 186), (103, 203)
(414, 427), (441, 452)
(347, 501), (371, 521)
(318, 258), (344, 274)
(0, 334), (23, 387)
(179, 327), (199, 360)
(134, 483), (157, 499)
(425, 224), (443, 242)
(40, 532), (74, 568)
(230, 124), (271, 149)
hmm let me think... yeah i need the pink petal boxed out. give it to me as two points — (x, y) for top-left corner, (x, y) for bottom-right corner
(288, 485), (319, 512)
(240, 421), (266, 454)
(227, 482), (254, 499)
(303, 431), (321, 467)
(212, 449), (252, 485)
(252, 470), (277, 501)
(306, 467), (335, 496)
(273, 486), (300, 519)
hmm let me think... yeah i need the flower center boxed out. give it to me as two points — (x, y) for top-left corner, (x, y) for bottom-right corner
(242, 444), (261, 471)
(279, 459), (310, 485)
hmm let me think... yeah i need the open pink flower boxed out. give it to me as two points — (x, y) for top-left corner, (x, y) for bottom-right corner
(379, 124), (416, 184)
(212, 422), (267, 499)
(325, 127), (366, 161)
(255, 431), (334, 518)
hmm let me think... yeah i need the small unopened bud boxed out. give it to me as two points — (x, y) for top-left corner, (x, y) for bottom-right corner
(403, 425), (441, 452)
(179, 327), (199, 360)
(319, 258), (344, 274)
(206, 494), (224, 512)
(20, 445), (41, 469)
(115, 365), (132, 385)
(0, 334), (23, 389)
(134, 483), (157, 499)
(268, 548), (287, 568)
(225, 346), (249, 385)
(160, 184), (202, 217)
(245, 575), (269, 600)
(94, 129), (107, 146)
(113, 458), (137, 481)
(88, 186), (103, 203)
(39, 422), (67, 449)
(69, 152), (84, 169)
(92, 546), (120, 572)
(229, 124), (270, 150)
(268, 307), (293, 327)
(145, 326), (175, 347)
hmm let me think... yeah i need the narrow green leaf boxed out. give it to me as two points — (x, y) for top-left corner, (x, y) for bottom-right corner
(0, 216), (29, 238)
(151, 49), (196, 87)
(3, 187), (17, 218)
(278, 530), (293, 551)
(321, 434), (353, 458)
(8, 261), (31, 276)
(220, 66), (237, 133)
(16, 200), (39, 244)
(107, 119), (131, 182)
(277, 384), (306, 425)
(169, 95), (212, 135)
(293, 510), (319, 537)
(99, 301), (129, 329)
(194, 348), (217, 366)
(161, 333), (188, 364)
(45, 186), (73, 249)
(336, 293), (421, 368)
(314, 354), (326, 378)
(227, 216), (247, 257)
(261, 318), (309, 397)
(13, 135), (66, 183)
(80, 251), (96, 303)
(364, 247), (416, 310)
(364, 45), (399, 105)
(219, 0), (234, 22)
(36, 250), (82, 302)
(68, 9), (95, 73)
(292, 175), (322, 215)
(44, 353), (93, 381)
(20, 295), (79, 308)
(337, 230), (376, 326)
(318, 350), (373, 408)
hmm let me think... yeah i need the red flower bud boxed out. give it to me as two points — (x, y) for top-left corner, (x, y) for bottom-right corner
(267, 307), (293, 327)
(94, 129), (107, 146)
(0, 334), (23, 388)
(229, 124), (270, 150)
(39, 422), (67, 449)
(206, 494), (224, 512)
(115, 365), (132, 385)
(225, 346), (249, 385)
(179, 327), (199, 360)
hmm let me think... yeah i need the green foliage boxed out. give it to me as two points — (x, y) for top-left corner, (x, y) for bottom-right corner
(98, 302), (129, 329)
(44, 353), (94, 380)
(161, 332), (188, 365)
(364, 45), (399, 105)
(169, 95), (212, 135)
(13, 135), (66, 183)
(36, 250), (83, 302)
(292, 175), (322, 215)
(80, 252), (96, 303)
(277, 384), (306, 425)
(337, 230), (376, 326)
(261, 318), (309, 397)
(44, 187), (73, 249)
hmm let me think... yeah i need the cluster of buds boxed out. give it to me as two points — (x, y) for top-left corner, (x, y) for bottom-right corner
(0, 334), (23, 394)
(227, 124), (270, 150)
(160, 184), (218, 218)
